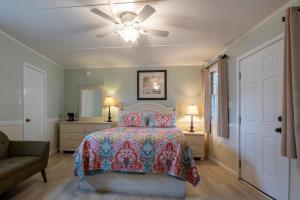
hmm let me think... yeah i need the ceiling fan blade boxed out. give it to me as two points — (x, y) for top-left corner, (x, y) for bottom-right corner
(91, 8), (120, 24)
(144, 29), (169, 37)
(96, 32), (116, 38)
(135, 5), (155, 23)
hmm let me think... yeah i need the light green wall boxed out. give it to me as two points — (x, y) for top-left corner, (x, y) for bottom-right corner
(217, 1), (300, 200)
(0, 31), (64, 121)
(64, 66), (202, 118)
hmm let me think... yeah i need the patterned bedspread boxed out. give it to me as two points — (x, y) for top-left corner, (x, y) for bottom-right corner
(74, 127), (200, 186)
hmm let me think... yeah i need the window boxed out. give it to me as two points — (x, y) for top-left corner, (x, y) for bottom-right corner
(211, 70), (218, 120)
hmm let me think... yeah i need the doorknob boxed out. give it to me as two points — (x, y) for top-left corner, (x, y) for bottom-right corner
(275, 127), (281, 133)
(26, 118), (31, 122)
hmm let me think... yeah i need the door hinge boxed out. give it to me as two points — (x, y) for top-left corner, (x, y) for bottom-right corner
(239, 116), (242, 124)
(239, 72), (242, 80)
(239, 160), (242, 168)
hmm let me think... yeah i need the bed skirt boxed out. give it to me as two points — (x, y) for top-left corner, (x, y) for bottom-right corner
(79, 173), (185, 198)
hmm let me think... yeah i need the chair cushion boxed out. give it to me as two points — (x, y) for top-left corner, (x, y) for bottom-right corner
(0, 131), (10, 160)
(0, 156), (42, 180)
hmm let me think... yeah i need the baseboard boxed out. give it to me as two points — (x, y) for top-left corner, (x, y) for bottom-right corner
(50, 148), (58, 156)
(208, 155), (239, 178)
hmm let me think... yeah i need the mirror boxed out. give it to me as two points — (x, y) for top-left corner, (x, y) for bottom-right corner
(79, 85), (104, 120)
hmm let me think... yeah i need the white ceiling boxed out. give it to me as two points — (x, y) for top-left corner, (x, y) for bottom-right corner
(0, 0), (288, 69)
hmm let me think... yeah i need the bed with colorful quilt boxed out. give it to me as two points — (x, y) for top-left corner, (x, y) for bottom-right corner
(74, 102), (200, 198)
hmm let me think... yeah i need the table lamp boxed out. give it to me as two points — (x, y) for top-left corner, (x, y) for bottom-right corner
(187, 104), (199, 132)
(104, 96), (116, 122)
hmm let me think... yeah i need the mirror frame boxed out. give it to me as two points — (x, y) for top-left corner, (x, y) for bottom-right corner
(79, 85), (105, 121)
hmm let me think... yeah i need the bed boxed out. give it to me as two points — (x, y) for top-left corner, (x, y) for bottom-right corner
(74, 102), (200, 198)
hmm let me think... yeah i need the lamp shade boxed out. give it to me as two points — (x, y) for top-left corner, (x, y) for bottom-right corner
(103, 96), (116, 106)
(187, 105), (199, 115)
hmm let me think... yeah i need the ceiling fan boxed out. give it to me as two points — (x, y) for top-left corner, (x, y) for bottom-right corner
(90, 5), (169, 43)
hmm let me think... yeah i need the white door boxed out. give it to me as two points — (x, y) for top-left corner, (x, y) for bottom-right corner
(23, 64), (46, 141)
(240, 39), (289, 200)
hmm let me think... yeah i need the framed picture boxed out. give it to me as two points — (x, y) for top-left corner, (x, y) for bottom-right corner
(137, 70), (167, 100)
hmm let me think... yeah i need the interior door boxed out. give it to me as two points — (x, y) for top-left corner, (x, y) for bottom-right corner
(23, 64), (46, 141)
(240, 39), (289, 200)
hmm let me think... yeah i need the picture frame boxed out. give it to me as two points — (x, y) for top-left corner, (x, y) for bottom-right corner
(137, 70), (167, 100)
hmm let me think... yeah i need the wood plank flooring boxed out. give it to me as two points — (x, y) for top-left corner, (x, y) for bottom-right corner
(0, 153), (269, 200)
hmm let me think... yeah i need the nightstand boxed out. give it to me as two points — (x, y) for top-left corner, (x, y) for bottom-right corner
(183, 131), (205, 160)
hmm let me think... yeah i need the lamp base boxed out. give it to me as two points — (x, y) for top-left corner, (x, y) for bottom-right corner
(189, 115), (194, 132)
(189, 129), (195, 133)
(107, 105), (112, 122)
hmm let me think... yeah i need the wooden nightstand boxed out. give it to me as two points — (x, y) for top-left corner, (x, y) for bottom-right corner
(183, 131), (205, 160)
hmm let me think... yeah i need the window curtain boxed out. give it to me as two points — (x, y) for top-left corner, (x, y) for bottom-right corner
(201, 68), (211, 133)
(282, 6), (300, 159)
(217, 56), (229, 138)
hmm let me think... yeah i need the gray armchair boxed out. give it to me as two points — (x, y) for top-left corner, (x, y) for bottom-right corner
(0, 131), (50, 194)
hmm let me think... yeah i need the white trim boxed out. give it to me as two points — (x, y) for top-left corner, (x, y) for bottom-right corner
(0, 119), (62, 125)
(209, 0), (295, 62)
(0, 29), (64, 69)
(23, 63), (47, 141)
(208, 155), (239, 177)
(236, 33), (285, 179)
(64, 63), (206, 70)
(0, 120), (23, 125)
(236, 34), (289, 200)
(229, 123), (238, 128)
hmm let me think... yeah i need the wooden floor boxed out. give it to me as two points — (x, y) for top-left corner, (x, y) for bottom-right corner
(0, 153), (269, 200)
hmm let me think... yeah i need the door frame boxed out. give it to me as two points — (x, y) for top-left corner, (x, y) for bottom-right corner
(236, 32), (289, 197)
(22, 62), (47, 141)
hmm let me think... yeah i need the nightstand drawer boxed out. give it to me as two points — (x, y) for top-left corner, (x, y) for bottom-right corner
(61, 132), (84, 140)
(60, 124), (85, 133)
(192, 153), (205, 159)
(185, 135), (205, 146)
(190, 146), (204, 154)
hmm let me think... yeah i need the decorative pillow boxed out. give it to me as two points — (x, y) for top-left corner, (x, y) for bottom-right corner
(148, 112), (176, 128)
(119, 112), (147, 127)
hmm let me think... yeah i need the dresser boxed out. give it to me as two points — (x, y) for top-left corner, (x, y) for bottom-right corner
(60, 121), (113, 153)
(183, 131), (206, 160)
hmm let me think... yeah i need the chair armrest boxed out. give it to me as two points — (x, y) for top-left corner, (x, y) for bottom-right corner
(9, 141), (50, 167)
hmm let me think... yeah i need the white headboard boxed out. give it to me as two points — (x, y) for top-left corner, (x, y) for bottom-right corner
(121, 102), (175, 114)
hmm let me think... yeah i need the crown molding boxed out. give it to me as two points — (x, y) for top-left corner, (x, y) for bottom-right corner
(64, 63), (207, 70)
(0, 29), (65, 70)
(208, 0), (296, 63)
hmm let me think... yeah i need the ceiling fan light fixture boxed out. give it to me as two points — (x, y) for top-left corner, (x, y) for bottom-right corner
(119, 27), (140, 42)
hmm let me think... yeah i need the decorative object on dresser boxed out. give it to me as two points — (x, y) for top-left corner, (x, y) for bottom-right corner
(67, 113), (74, 121)
(183, 131), (205, 160)
(103, 96), (117, 122)
(187, 104), (199, 132)
(137, 70), (167, 100)
(59, 121), (112, 153)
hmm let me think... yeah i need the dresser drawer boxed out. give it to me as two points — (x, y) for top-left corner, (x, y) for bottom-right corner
(61, 132), (84, 140)
(84, 124), (111, 133)
(60, 124), (85, 133)
(61, 139), (82, 150)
